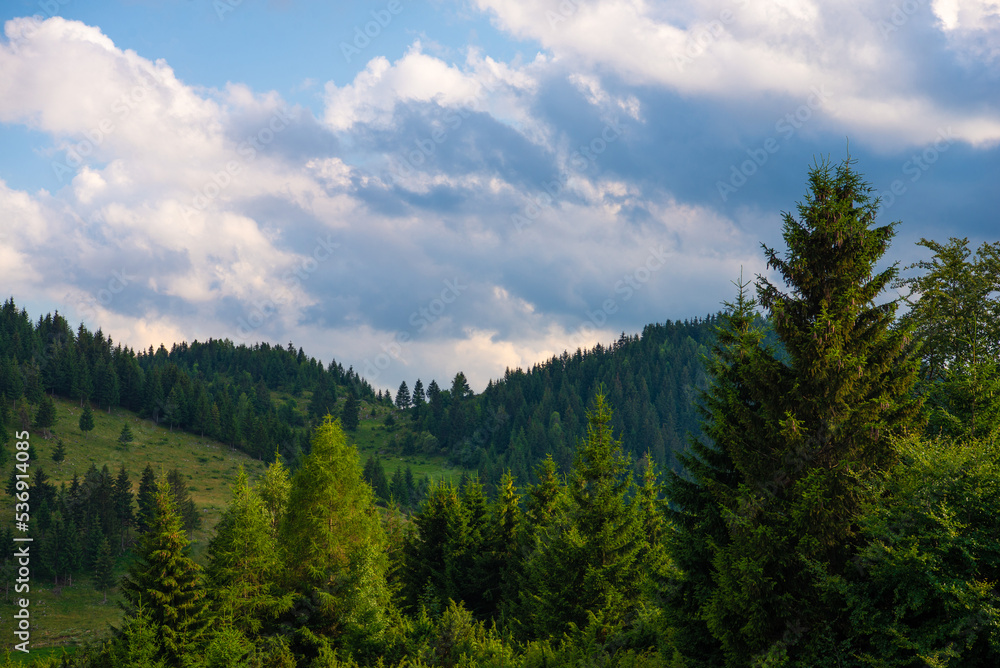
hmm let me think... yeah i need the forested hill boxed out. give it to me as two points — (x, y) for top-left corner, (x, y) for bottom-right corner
(1, 296), (726, 489)
(0, 298), (375, 463)
(450, 317), (719, 483)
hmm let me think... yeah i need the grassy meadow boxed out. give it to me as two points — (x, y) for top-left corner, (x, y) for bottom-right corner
(0, 392), (468, 655)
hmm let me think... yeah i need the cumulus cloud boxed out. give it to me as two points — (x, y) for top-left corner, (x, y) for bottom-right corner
(472, 0), (1000, 148)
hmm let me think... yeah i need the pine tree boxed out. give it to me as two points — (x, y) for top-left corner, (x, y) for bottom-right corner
(395, 381), (411, 410)
(52, 439), (66, 463)
(92, 537), (115, 604)
(113, 464), (135, 552)
(663, 282), (763, 668)
(136, 464), (157, 533)
(362, 454), (390, 501)
(79, 403), (95, 435)
(412, 379), (426, 421)
(340, 391), (359, 432)
(119, 479), (210, 664)
(694, 157), (922, 666)
(34, 395), (56, 435)
(118, 423), (135, 450)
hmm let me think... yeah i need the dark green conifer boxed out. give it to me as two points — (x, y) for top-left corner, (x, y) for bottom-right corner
(52, 439), (66, 462)
(118, 423), (135, 450)
(341, 392), (359, 432)
(688, 157), (922, 666)
(167, 469), (200, 533)
(136, 464), (157, 533)
(92, 537), (115, 604)
(34, 395), (56, 434)
(119, 479), (210, 664)
(79, 403), (95, 435)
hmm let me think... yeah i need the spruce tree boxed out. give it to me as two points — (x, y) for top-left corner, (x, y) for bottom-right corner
(517, 395), (646, 638)
(34, 395), (56, 434)
(113, 464), (135, 552)
(206, 468), (292, 635)
(118, 423), (135, 450)
(52, 439), (66, 463)
(412, 379), (426, 421)
(340, 391), (359, 432)
(362, 454), (390, 501)
(280, 417), (390, 655)
(694, 157), (922, 666)
(663, 283), (764, 668)
(92, 536), (115, 604)
(119, 479), (210, 664)
(79, 403), (95, 436)
(167, 469), (201, 533)
(136, 464), (157, 533)
(480, 471), (521, 623)
(400, 481), (463, 614)
(395, 381), (411, 410)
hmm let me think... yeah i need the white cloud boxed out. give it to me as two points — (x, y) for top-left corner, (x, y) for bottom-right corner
(473, 0), (1000, 149)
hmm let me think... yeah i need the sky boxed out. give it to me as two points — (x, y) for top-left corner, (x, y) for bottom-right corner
(1, 0), (999, 394)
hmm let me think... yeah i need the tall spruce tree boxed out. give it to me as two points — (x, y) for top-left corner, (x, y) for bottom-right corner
(663, 282), (766, 668)
(517, 394), (646, 639)
(280, 416), (390, 656)
(692, 157), (922, 666)
(119, 478), (210, 665)
(395, 381), (411, 410)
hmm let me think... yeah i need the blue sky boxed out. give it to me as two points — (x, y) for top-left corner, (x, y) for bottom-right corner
(2, 0), (999, 393)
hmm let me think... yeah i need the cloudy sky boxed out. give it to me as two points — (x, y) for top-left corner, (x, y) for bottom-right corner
(1, 0), (998, 393)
